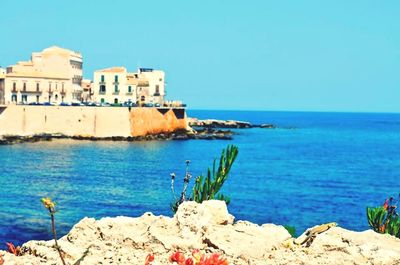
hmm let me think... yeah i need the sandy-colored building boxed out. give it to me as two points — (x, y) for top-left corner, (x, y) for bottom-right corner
(4, 46), (83, 105)
(136, 68), (165, 105)
(92, 67), (165, 105)
(81, 79), (93, 103)
(0, 68), (5, 105)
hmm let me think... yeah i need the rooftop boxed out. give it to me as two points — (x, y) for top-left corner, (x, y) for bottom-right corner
(96, 67), (127, 73)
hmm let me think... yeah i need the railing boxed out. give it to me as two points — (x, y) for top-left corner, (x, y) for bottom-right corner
(99, 90), (106, 95)
(112, 90), (120, 95)
(16, 88), (43, 94)
(60, 89), (66, 95)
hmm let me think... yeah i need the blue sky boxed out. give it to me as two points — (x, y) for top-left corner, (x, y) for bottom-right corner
(1, 0), (399, 112)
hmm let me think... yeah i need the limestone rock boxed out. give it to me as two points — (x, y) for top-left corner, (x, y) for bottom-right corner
(1, 200), (400, 265)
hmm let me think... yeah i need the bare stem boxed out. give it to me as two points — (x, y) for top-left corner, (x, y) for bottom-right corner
(50, 211), (67, 265)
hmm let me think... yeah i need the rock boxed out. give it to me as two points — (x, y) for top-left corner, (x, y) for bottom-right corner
(260, 123), (276, 129)
(2, 200), (400, 264)
(188, 118), (252, 129)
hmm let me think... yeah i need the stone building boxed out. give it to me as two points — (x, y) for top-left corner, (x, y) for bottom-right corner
(4, 46), (83, 105)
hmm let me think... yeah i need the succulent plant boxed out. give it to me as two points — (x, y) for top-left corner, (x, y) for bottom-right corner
(367, 195), (400, 238)
(170, 145), (238, 213)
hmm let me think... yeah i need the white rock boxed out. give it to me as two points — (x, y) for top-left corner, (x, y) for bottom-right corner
(1, 200), (400, 265)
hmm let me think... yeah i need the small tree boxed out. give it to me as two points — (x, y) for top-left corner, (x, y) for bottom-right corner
(171, 145), (239, 213)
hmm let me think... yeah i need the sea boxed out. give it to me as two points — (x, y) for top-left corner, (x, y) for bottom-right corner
(0, 110), (399, 247)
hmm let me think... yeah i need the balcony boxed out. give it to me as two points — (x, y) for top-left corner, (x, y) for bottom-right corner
(99, 90), (106, 95)
(11, 88), (17, 93)
(112, 90), (120, 95)
(126, 92), (133, 95)
(20, 88), (42, 94)
(99, 81), (106, 85)
(113, 81), (119, 85)
(60, 89), (66, 95)
(48, 89), (53, 94)
(154, 92), (160, 96)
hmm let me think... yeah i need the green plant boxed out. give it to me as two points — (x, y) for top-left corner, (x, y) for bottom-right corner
(171, 145), (239, 213)
(283, 225), (296, 237)
(41, 197), (67, 265)
(367, 195), (400, 238)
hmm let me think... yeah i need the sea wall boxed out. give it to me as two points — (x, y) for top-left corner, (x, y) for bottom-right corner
(0, 105), (187, 138)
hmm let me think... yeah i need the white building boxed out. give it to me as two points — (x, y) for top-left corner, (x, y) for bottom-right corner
(92, 67), (165, 105)
(4, 46), (83, 105)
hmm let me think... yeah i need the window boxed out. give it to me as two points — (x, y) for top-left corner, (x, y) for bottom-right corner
(114, 85), (118, 92)
(128, 86), (132, 93)
(49, 83), (52, 90)
(114, 98), (118, 104)
(49, 95), (51, 102)
(13, 82), (16, 90)
(100, 85), (106, 93)
(23, 83), (26, 91)
(62, 83), (64, 90)
(36, 95), (39, 103)
(22, 95), (27, 102)
(141, 96), (145, 102)
(114, 75), (118, 82)
(155, 85), (160, 94)
(62, 96), (64, 102)
(101, 75), (105, 82)
(101, 98), (105, 103)
(56, 83), (58, 89)
(11, 95), (17, 102)
(36, 83), (40, 91)
(55, 95), (58, 101)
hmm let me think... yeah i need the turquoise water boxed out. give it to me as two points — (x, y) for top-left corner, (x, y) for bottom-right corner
(0, 110), (399, 247)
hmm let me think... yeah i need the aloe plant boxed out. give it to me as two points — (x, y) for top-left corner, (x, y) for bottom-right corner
(367, 195), (400, 238)
(192, 145), (238, 204)
(171, 145), (238, 213)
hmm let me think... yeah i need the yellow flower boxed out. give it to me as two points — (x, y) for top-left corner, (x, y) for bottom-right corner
(41, 197), (55, 210)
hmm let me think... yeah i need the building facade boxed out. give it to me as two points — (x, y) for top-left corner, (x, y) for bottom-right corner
(0, 68), (5, 104)
(4, 46), (83, 105)
(92, 67), (165, 105)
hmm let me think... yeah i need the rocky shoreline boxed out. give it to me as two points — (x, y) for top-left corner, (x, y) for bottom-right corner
(188, 117), (276, 129)
(0, 129), (234, 145)
(1, 200), (399, 264)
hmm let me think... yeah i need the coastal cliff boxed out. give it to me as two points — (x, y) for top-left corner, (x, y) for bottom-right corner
(1, 201), (400, 264)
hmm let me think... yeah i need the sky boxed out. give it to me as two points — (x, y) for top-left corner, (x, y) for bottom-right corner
(0, 0), (399, 112)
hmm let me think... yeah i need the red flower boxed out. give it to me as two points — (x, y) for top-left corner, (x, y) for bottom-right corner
(169, 251), (186, 264)
(191, 249), (203, 264)
(383, 199), (389, 210)
(6, 242), (20, 256)
(185, 258), (194, 265)
(145, 253), (155, 265)
(203, 253), (229, 265)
